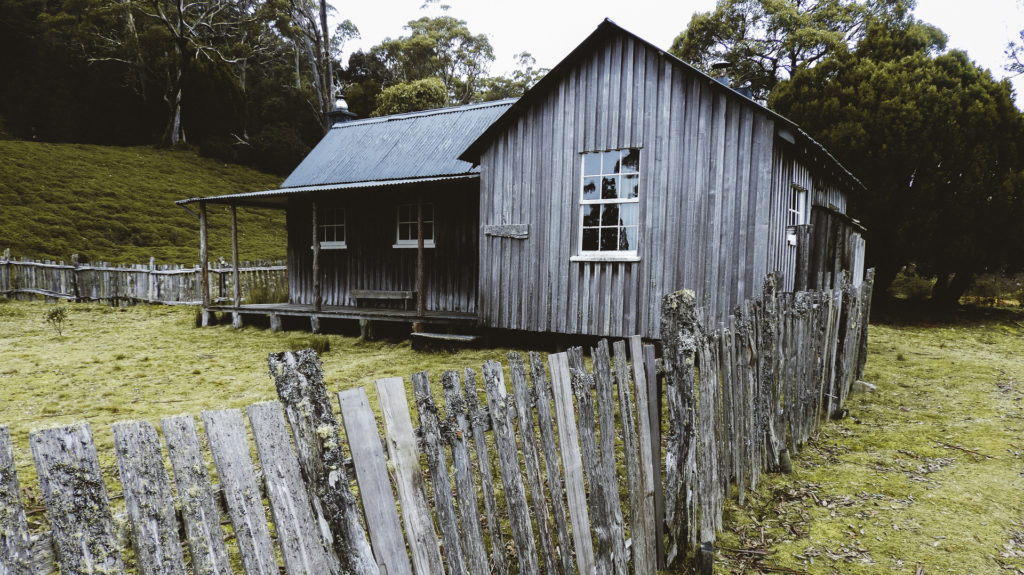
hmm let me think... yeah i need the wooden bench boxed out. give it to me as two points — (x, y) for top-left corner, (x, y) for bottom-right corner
(350, 289), (417, 310)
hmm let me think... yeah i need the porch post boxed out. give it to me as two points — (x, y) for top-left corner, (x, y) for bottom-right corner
(198, 201), (211, 326)
(230, 205), (243, 328)
(311, 197), (322, 314)
(415, 198), (425, 328)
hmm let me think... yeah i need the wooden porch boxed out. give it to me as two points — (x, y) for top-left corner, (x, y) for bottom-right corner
(207, 302), (478, 330)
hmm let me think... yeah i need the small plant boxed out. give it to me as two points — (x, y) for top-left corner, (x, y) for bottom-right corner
(44, 305), (69, 336)
(308, 335), (331, 355)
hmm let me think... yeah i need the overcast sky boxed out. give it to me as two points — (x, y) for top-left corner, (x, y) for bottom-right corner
(337, 0), (1024, 108)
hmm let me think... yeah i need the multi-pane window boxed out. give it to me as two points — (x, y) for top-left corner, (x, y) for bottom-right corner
(579, 148), (640, 254)
(787, 185), (809, 246)
(395, 203), (435, 248)
(319, 207), (346, 249)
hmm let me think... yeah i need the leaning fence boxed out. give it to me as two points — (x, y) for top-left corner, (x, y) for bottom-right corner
(0, 271), (874, 575)
(0, 250), (286, 306)
(661, 270), (875, 567)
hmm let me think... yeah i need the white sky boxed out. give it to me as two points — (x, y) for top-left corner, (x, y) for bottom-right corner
(336, 0), (1024, 108)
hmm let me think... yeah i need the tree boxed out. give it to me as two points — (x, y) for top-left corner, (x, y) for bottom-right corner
(477, 52), (548, 101)
(368, 15), (494, 105)
(771, 17), (1024, 304)
(371, 77), (448, 116)
(1007, 29), (1024, 77)
(670, 0), (899, 100)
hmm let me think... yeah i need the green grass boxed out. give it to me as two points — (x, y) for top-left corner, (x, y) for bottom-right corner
(0, 299), (523, 500)
(0, 140), (286, 264)
(711, 310), (1024, 574)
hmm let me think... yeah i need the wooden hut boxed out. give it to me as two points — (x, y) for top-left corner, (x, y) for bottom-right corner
(178, 19), (865, 340)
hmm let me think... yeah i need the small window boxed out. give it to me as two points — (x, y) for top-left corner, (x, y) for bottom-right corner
(319, 207), (346, 249)
(577, 148), (640, 258)
(790, 185), (809, 226)
(394, 203), (435, 248)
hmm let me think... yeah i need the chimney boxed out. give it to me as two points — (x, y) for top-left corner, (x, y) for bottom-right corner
(711, 61), (732, 87)
(328, 95), (358, 126)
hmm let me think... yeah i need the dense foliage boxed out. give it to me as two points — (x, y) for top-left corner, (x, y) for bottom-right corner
(0, 1), (544, 174)
(677, 0), (1024, 304)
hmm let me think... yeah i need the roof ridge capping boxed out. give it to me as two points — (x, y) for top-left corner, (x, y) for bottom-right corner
(458, 19), (864, 192)
(334, 97), (519, 129)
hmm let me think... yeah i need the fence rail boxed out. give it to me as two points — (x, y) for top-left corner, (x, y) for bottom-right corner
(0, 250), (286, 306)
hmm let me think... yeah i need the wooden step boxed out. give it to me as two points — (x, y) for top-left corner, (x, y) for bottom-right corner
(410, 332), (483, 351)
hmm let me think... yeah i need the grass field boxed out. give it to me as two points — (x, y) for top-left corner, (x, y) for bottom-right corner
(0, 297), (1021, 574)
(0, 140), (286, 264)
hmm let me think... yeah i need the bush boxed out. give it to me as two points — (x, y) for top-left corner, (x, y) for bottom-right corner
(247, 283), (289, 304)
(308, 335), (331, 356)
(44, 305), (68, 335)
(888, 267), (935, 301)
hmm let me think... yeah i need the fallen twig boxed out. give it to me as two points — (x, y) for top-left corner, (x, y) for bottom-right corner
(757, 566), (809, 574)
(936, 442), (993, 459)
(720, 546), (773, 556)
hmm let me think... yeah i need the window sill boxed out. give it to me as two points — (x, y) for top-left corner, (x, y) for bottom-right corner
(317, 242), (347, 250)
(393, 242), (435, 249)
(570, 253), (640, 263)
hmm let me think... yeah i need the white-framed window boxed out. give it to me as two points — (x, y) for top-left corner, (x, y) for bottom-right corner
(575, 148), (640, 259)
(319, 207), (347, 249)
(787, 184), (809, 246)
(394, 203), (435, 248)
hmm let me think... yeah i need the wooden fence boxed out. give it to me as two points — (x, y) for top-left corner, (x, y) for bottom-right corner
(0, 250), (286, 306)
(660, 270), (875, 567)
(0, 338), (664, 575)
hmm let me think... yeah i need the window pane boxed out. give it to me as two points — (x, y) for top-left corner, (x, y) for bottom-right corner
(599, 227), (618, 251)
(601, 175), (618, 200)
(601, 204), (620, 226)
(621, 149), (639, 173)
(582, 228), (599, 251)
(618, 203), (638, 226)
(583, 153), (601, 176)
(582, 204), (600, 227)
(399, 205), (410, 223)
(602, 150), (621, 174)
(401, 223), (414, 241)
(422, 222), (434, 240)
(583, 177), (601, 200)
(621, 174), (639, 199)
(423, 203), (434, 222)
(621, 226), (638, 250)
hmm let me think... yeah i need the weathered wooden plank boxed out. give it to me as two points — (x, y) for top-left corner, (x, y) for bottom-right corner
(337, 388), (414, 575)
(463, 368), (509, 575)
(246, 401), (339, 575)
(482, 360), (540, 574)
(267, 350), (379, 574)
(611, 341), (646, 575)
(528, 352), (575, 575)
(482, 224), (530, 240)
(410, 371), (468, 575)
(0, 426), (33, 575)
(591, 341), (628, 574)
(696, 332), (722, 545)
(375, 377), (446, 575)
(439, 371), (491, 575)
(112, 420), (188, 575)
(507, 353), (557, 575)
(202, 409), (279, 575)
(30, 422), (125, 575)
(642, 342), (667, 569)
(660, 290), (699, 563)
(161, 415), (233, 575)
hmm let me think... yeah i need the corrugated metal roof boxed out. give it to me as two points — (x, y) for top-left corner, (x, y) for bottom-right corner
(281, 99), (515, 188)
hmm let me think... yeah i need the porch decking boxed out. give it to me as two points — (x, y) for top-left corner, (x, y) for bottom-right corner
(207, 302), (478, 327)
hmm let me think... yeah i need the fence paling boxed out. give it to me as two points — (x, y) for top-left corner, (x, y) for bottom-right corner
(8, 340), (666, 575)
(660, 270), (875, 570)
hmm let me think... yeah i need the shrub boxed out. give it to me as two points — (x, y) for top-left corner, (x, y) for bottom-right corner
(44, 305), (68, 335)
(308, 335), (331, 356)
(247, 283), (289, 304)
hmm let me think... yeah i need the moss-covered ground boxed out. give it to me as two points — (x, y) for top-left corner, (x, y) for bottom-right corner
(711, 310), (1024, 574)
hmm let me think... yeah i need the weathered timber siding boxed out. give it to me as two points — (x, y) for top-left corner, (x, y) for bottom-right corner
(477, 32), (790, 337)
(287, 180), (478, 313)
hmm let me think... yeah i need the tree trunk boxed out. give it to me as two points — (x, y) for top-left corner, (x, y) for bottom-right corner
(932, 270), (974, 308)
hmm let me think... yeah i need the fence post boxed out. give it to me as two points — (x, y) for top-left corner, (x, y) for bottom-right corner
(855, 268), (876, 381)
(660, 290), (700, 567)
(148, 257), (156, 303)
(794, 224), (812, 291)
(2, 248), (11, 297)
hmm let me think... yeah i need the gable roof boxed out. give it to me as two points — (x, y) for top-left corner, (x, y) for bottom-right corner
(177, 99), (514, 207)
(459, 19), (864, 192)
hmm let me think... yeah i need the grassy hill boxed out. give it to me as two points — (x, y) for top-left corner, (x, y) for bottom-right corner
(0, 140), (287, 265)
